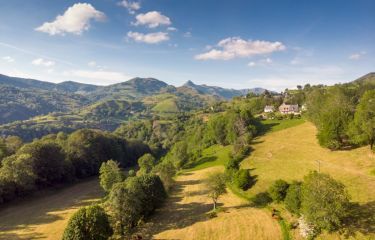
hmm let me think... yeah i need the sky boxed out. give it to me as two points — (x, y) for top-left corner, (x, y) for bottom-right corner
(0, 0), (374, 91)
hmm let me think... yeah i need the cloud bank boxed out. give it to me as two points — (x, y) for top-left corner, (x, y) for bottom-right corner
(195, 37), (285, 60)
(36, 3), (105, 35)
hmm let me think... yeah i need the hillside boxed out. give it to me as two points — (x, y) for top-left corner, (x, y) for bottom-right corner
(0, 85), (89, 124)
(353, 72), (375, 85)
(0, 179), (103, 239)
(138, 166), (282, 239)
(182, 80), (272, 99)
(242, 121), (375, 239)
(0, 74), (98, 93)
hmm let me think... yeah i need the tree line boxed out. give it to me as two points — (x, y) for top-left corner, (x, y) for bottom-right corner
(0, 129), (150, 204)
(305, 82), (375, 151)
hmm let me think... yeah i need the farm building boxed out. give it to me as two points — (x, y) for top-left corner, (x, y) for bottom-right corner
(279, 103), (299, 114)
(264, 105), (275, 113)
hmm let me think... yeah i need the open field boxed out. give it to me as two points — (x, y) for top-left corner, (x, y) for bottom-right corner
(0, 179), (103, 240)
(139, 166), (282, 240)
(242, 121), (375, 239)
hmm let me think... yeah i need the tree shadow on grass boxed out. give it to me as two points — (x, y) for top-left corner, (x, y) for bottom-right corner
(257, 122), (280, 136)
(137, 177), (215, 239)
(341, 201), (375, 237)
(0, 178), (103, 238)
(185, 156), (218, 169)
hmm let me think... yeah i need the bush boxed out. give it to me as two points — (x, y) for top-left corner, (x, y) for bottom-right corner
(137, 153), (157, 175)
(62, 205), (112, 240)
(268, 179), (289, 202)
(284, 181), (302, 214)
(301, 171), (350, 231)
(107, 174), (167, 235)
(234, 169), (253, 190)
(99, 160), (123, 193)
(251, 192), (272, 207)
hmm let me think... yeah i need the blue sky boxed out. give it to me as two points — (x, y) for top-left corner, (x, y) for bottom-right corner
(0, 0), (374, 90)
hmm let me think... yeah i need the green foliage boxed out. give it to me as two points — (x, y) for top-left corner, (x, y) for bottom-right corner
(0, 128), (150, 205)
(350, 90), (375, 150)
(233, 169), (253, 190)
(135, 174), (167, 216)
(99, 160), (123, 193)
(18, 140), (67, 186)
(301, 171), (350, 231)
(284, 181), (302, 214)
(205, 172), (227, 210)
(268, 179), (290, 202)
(62, 205), (112, 240)
(108, 181), (144, 234)
(107, 174), (166, 235)
(137, 153), (157, 174)
(169, 141), (189, 169)
(251, 192), (272, 207)
(154, 161), (176, 191)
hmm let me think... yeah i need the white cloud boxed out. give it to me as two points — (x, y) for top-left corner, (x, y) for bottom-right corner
(349, 51), (366, 60)
(247, 65), (344, 91)
(248, 62), (256, 67)
(133, 11), (171, 28)
(247, 58), (272, 67)
(88, 61), (97, 67)
(195, 37), (286, 60)
(2, 56), (15, 63)
(65, 70), (131, 84)
(32, 58), (55, 67)
(127, 31), (169, 44)
(183, 31), (192, 38)
(118, 0), (140, 14)
(167, 27), (177, 31)
(35, 3), (105, 36)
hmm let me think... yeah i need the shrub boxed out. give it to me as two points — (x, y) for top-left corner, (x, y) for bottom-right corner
(107, 174), (167, 235)
(301, 171), (350, 232)
(99, 160), (123, 193)
(62, 205), (112, 240)
(284, 181), (302, 214)
(137, 174), (167, 216)
(234, 169), (253, 190)
(251, 192), (272, 207)
(137, 153), (157, 175)
(268, 179), (289, 202)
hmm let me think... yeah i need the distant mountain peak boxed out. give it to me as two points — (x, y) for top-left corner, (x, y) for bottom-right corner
(184, 80), (196, 87)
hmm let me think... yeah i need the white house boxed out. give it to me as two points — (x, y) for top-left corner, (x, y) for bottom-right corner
(264, 105), (275, 113)
(279, 103), (299, 114)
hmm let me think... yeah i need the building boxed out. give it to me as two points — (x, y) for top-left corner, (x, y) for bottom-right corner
(264, 105), (275, 113)
(279, 103), (299, 114)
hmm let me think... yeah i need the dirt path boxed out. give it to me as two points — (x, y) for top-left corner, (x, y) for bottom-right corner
(139, 166), (282, 240)
(0, 178), (103, 240)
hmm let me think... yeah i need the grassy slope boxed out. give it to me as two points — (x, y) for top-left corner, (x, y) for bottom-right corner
(0, 179), (103, 240)
(139, 166), (282, 240)
(185, 145), (233, 171)
(241, 121), (375, 239)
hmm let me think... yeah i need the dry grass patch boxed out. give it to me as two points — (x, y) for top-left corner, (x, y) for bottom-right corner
(0, 179), (103, 240)
(242, 121), (375, 239)
(138, 166), (282, 240)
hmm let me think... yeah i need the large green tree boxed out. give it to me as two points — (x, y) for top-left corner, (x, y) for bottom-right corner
(351, 90), (375, 150)
(301, 171), (350, 231)
(99, 160), (123, 193)
(205, 172), (227, 210)
(62, 205), (112, 240)
(137, 153), (157, 174)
